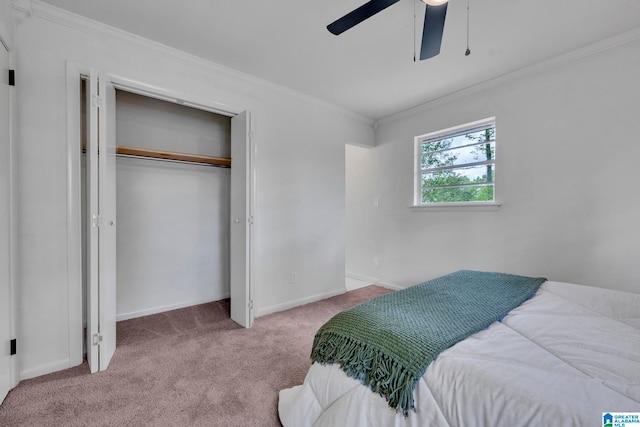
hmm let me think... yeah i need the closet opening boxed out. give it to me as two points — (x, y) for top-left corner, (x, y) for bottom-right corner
(80, 79), (237, 360)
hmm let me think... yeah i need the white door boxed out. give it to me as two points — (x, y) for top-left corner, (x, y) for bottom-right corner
(0, 41), (13, 404)
(99, 77), (117, 369)
(230, 111), (254, 327)
(86, 72), (117, 372)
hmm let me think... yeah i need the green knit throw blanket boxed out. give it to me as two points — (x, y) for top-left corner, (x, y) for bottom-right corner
(310, 270), (546, 414)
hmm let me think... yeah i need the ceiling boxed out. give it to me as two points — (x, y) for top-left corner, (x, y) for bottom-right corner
(38, 0), (640, 121)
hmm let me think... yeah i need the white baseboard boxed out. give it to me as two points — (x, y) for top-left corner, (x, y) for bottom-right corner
(345, 271), (404, 291)
(375, 280), (404, 291)
(20, 358), (80, 381)
(345, 271), (380, 284)
(256, 288), (346, 317)
(116, 293), (230, 321)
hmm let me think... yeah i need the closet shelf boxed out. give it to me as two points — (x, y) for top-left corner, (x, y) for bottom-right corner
(116, 146), (231, 167)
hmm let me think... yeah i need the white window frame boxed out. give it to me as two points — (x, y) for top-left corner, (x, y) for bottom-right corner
(412, 117), (500, 211)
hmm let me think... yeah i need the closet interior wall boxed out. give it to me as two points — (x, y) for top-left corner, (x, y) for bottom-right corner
(82, 87), (233, 326)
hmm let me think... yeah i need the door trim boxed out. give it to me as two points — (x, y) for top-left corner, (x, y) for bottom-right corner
(1, 37), (18, 403)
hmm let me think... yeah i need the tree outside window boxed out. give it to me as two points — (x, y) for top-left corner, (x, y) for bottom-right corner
(417, 119), (496, 204)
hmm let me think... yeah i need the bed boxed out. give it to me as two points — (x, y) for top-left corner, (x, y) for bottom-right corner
(278, 270), (640, 427)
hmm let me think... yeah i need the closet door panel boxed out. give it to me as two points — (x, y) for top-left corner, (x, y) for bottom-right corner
(86, 70), (100, 373)
(86, 72), (116, 373)
(98, 77), (117, 370)
(230, 111), (252, 327)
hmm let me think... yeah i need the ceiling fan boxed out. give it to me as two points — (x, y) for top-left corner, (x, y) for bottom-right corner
(327, 0), (449, 60)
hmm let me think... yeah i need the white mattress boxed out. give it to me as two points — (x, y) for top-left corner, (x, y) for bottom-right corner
(278, 281), (640, 427)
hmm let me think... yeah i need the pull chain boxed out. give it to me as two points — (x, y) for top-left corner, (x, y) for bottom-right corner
(465, 0), (471, 56)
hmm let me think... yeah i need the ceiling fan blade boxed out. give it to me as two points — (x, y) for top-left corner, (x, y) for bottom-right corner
(420, 3), (448, 60)
(327, 0), (401, 35)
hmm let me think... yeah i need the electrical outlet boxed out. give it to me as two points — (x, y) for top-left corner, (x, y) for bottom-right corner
(290, 271), (297, 284)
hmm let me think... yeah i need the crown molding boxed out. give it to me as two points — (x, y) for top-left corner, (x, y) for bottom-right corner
(11, 0), (32, 26)
(376, 26), (640, 127)
(20, 0), (374, 126)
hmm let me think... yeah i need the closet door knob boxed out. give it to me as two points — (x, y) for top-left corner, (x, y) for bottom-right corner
(234, 218), (240, 223)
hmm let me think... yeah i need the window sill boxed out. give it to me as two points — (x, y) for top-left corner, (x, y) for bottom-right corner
(409, 202), (501, 212)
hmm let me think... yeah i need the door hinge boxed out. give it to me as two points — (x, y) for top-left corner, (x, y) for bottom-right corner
(91, 214), (102, 227)
(92, 334), (103, 346)
(10, 339), (16, 355)
(8, 70), (15, 86)
(247, 300), (254, 309)
(248, 216), (254, 225)
(91, 94), (103, 108)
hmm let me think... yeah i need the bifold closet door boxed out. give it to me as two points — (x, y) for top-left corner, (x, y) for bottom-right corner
(230, 111), (254, 328)
(86, 71), (117, 373)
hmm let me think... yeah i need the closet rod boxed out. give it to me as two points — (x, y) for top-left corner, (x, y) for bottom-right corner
(116, 146), (231, 168)
(116, 153), (231, 168)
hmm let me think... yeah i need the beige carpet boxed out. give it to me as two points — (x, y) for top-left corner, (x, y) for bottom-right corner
(0, 285), (391, 427)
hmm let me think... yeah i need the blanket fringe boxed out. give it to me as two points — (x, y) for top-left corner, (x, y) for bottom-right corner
(311, 332), (419, 415)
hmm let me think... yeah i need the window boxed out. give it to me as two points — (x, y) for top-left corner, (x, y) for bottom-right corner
(414, 118), (496, 206)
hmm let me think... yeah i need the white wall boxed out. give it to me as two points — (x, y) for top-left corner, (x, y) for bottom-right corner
(116, 158), (231, 320)
(345, 144), (378, 284)
(115, 90), (232, 158)
(115, 92), (232, 320)
(15, 4), (374, 379)
(348, 37), (640, 295)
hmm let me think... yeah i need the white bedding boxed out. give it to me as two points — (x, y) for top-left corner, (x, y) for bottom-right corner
(278, 281), (640, 427)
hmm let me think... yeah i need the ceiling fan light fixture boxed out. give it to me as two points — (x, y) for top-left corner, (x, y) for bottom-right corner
(421, 0), (448, 6)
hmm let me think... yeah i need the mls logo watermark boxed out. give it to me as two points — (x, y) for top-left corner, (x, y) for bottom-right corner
(603, 413), (640, 427)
